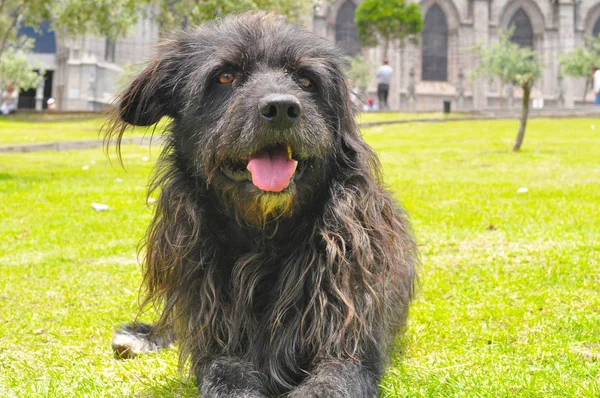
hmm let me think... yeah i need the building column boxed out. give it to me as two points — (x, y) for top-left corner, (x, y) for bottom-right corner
(402, 43), (417, 111)
(397, 45), (405, 109)
(87, 68), (97, 111)
(559, 2), (575, 108)
(472, 0), (489, 110)
(311, 4), (328, 40)
(456, 70), (465, 110)
(407, 67), (416, 111)
(35, 74), (45, 111)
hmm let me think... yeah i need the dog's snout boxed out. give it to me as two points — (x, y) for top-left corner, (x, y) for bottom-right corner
(258, 94), (301, 128)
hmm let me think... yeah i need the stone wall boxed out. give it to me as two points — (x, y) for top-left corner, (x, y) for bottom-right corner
(25, 8), (159, 111)
(316, 0), (600, 111)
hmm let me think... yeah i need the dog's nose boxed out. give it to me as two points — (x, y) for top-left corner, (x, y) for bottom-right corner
(258, 94), (301, 128)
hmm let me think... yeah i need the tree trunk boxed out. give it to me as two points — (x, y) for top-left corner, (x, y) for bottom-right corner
(583, 77), (590, 104)
(382, 37), (389, 61)
(400, 41), (405, 107)
(512, 83), (531, 152)
(500, 81), (505, 108)
(0, 8), (22, 60)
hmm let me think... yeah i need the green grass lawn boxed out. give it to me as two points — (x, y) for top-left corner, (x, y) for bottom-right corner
(356, 111), (465, 123)
(1, 118), (599, 396)
(0, 116), (105, 144)
(0, 115), (155, 145)
(0, 113), (466, 146)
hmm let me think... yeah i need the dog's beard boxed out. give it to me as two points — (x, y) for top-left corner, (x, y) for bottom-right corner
(246, 191), (296, 227)
(217, 184), (297, 228)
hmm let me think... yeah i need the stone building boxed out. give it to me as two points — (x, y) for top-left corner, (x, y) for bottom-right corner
(19, 13), (158, 111)
(313, 0), (600, 110)
(19, 1), (600, 111)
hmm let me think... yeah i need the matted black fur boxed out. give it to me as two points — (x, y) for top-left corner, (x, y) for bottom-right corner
(105, 12), (417, 398)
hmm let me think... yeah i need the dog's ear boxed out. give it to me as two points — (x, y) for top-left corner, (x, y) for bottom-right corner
(103, 39), (183, 158)
(118, 57), (177, 126)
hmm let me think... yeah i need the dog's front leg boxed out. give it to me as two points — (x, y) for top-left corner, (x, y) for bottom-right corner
(196, 357), (267, 398)
(288, 360), (380, 398)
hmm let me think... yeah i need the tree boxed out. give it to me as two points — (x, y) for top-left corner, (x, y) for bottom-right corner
(0, 37), (38, 90)
(560, 35), (600, 103)
(0, 0), (314, 93)
(355, 0), (422, 60)
(344, 54), (373, 96)
(472, 30), (541, 152)
(0, 0), (142, 90)
(153, 0), (312, 30)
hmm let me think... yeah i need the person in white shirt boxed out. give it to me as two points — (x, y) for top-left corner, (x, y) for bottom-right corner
(0, 85), (18, 115)
(375, 59), (393, 110)
(593, 67), (600, 105)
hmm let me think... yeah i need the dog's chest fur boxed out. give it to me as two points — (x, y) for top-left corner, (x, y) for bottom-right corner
(211, 220), (322, 376)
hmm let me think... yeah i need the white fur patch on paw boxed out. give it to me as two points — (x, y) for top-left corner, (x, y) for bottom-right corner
(112, 330), (158, 359)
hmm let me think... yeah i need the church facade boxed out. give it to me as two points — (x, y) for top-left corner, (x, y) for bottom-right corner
(20, 1), (600, 111)
(312, 0), (600, 111)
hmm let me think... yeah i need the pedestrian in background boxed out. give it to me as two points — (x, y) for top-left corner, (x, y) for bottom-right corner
(593, 66), (600, 105)
(0, 85), (18, 115)
(376, 59), (392, 110)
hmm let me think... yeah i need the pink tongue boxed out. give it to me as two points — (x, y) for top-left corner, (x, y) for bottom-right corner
(247, 148), (297, 192)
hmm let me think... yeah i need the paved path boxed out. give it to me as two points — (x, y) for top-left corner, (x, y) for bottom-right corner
(2, 109), (599, 154)
(0, 136), (156, 154)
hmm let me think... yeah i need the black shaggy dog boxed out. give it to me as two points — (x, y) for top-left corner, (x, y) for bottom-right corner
(106, 12), (417, 398)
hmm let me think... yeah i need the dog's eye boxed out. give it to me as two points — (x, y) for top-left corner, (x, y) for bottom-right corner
(299, 78), (314, 90)
(218, 72), (235, 84)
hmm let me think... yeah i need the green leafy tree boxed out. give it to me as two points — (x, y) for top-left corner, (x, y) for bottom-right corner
(560, 36), (600, 103)
(0, 0), (313, 93)
(344, 54), (373, 92)
(0, 37), (38, 90)
(472, 30), (541, 152)
(355, 0), (422, 60)
(153, 0), (313, 30)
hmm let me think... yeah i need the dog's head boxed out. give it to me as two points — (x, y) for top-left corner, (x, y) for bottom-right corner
(109, 12), (360, 227)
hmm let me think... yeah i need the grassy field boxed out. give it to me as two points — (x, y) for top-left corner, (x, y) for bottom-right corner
(0, 116), (104, 144)
(0, 115), (156, 145)
(0, 118), (598, 397)
(356, 111), (464, 123)
(0, 113), (462, 145)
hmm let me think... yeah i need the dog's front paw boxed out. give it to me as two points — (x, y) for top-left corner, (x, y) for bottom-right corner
(288, 383), (348, 398)
(111, 323), (174, 359)
(197, 358), (267, 398)
(202, 393), (265, 398)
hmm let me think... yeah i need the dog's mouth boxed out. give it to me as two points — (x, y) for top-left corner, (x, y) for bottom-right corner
(220, 145), (308, 192)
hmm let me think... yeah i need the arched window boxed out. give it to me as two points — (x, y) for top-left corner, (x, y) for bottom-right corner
(593, 17), (600, 37)
(335, 0), (360, 56)
(422, 4), (448, 81)
(509, 9), (534, 48)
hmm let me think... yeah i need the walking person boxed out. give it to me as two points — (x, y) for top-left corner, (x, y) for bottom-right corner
(376, 59), (392, 110)
(593, 66), (600, 105)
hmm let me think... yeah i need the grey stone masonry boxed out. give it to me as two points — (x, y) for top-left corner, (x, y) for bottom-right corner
(315, 0), (600, 111)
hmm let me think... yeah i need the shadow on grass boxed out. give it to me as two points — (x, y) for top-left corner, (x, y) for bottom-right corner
(0, 172), (15, 181)
(0, 172), (55, 184)
(140, 376), (197, 398)
(389, 332), (412, 363)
